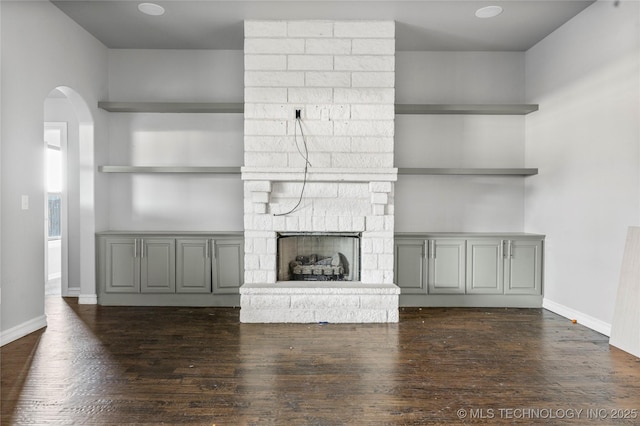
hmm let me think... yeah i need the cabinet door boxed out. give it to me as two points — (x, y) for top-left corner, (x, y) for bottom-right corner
(466, 239), (504, 294)
(504, 239), (542, 295)
(105, 237), (140, 293)
(428, 239), (466, 294)
(394, 239), (428, 294)
(140, 238), (176, 293)
(213, 239), (244, 294)
(176, 238), (212, 293)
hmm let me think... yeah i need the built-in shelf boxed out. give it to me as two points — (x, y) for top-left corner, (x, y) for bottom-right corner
(98, 102), (537, 116)
(99, 166), (537, 176)
(98, 166), (241, 174)
(98, 101), (538, 177)
(397, 168), (538, 176)
(98, 102), (243, 113)
(394, 104), (539, 115)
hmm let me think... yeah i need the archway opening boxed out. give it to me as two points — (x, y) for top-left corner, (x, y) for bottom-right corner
(44, 86), (96, 303)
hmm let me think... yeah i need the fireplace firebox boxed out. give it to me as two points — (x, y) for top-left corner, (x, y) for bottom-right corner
(277, 233), (360, 282)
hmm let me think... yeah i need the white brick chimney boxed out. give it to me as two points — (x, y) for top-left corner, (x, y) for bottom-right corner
(240, 20), (399, 323)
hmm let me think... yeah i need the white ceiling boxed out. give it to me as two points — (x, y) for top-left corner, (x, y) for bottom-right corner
(50, 0), (596, 51)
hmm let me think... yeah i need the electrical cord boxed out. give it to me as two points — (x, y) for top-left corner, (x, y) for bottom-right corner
(274, 116), (310, 216)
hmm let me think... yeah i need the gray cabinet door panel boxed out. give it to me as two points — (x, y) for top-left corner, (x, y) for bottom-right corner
(505, 239), (542, 294)
(176, 239), (212, 293)
(395, 239), (427, 294)
(105, 238), (140, 293)
(213, 239), (244, 294)
(428, 239), (466, 294)
(140, 238), (176, 293)
(467, 239), (503, 294)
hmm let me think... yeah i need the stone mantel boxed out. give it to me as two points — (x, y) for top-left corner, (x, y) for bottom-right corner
(241, 167), (398, 182)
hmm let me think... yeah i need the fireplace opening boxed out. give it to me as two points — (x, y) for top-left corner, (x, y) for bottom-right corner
(277, 233), (361, 282)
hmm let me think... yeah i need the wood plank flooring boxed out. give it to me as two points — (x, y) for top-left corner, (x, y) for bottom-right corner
(2, 297), (640, 425)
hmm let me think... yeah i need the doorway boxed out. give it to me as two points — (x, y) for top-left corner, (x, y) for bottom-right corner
(43, 86), (96, 302)
(44, 122), (67, 296)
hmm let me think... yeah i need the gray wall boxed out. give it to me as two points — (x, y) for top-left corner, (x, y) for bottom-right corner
(105, 50), (528, 233)
(525, 0), (640, 331)
(395, 52), (526, 232)
(106, 50), (244, 231)
(0, 0), (108, 339)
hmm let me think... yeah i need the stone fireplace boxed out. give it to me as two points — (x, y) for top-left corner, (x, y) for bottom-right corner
(240, 20), (400, 323)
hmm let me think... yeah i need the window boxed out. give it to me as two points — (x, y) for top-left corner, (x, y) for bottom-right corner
(45, 127), (63, 239)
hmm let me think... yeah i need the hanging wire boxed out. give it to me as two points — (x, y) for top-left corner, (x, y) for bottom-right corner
(274, 116), (311, 216)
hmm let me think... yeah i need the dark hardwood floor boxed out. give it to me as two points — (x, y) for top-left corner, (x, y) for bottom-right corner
(2, 297), (640, 425)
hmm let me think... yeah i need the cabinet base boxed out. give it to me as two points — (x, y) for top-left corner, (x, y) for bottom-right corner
(98, 293), (240, 307)
(400, 294), (542, 308)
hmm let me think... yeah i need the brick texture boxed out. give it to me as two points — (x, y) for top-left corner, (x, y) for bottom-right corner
(242, 20), (399, 314)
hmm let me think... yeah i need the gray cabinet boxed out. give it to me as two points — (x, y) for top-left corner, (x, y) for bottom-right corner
(394, 233), (544, 307)
(176, 238), (211, 293)
(140, 238), (176, 293)
(394, 238), (428, 294)
(104, 237), (140, 293)
(504, 239), (542, 295)
(428, 239), (466, 294)
(393, 238), (466, 295)
(104, 237), (175, 293)
(97, 232), (243, 306)
(213, 239), (244, 294)
(466, 239), (503, 294)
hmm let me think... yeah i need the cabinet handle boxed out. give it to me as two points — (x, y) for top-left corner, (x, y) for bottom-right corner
(431, 240), (436, 259)
(134, 238), (138, 258)
(205, 239), (210, 258)
(508, 240), (513, 259)
(141, 239), (145, 258)
(502, 240), (507, 259)
(423, 240), (428, 259)
(211, 239), (216, 259)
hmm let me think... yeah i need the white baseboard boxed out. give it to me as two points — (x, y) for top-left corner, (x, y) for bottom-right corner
(543, 298), (611, 337)
(78, 294), (98, 304)
(66, 287), (81, 297)
(0, 315), (47, 346)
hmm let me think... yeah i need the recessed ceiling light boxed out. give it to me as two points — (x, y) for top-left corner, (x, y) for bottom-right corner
(138, 3), (165, 16)
(475, 5), (503, 19)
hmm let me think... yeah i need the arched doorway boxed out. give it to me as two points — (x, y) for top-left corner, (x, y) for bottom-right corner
(44, 86), (97, 304)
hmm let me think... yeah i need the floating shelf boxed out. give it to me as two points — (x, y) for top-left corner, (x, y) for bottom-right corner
(395, 104), (538, 115)
(398, 168), (538, 176)
(98, 166), (241, 174)
(99, 166), (537, 176)
(98, 102), (243, 113)
(99, 102), (537, 116)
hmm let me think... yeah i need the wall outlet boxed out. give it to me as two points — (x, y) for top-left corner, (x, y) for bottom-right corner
(21, 195), (29, 210)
